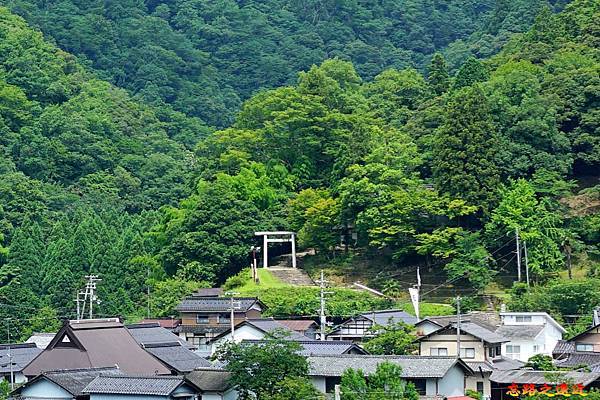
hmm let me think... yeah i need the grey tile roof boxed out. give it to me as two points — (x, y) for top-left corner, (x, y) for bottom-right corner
(490, 369), (600, 386)
(493, 357), (525, 371)
(418, 322), (508, 344)
(454, 322), (508, 344)
(0, 343), (42, 373)
(466, 357), (524, 374)
(126, 323), (188, 347)
(554, 352), (600, 368)
(245, 319), (309, 340)
(14, 367), (123, 396)
(553, 340), (575, 355)
(361, 310), (419, 326)
(422, 313), (501, 332)
(242, 340), (367, 356)
(210, 319), (309, 343)
(186, 368), (232, 392)
(307, 355), (472, 378)
(25, 333), (55, 350)
(84, 376), (187, 395)
(143, 343), (212, 373)
(466, 361), (494, 373)
(176, 297), (261, 312)
(495, 325), (544, 340)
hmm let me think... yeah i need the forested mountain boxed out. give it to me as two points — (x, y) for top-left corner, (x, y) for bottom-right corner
(4, 0), (568, 126)
(0, 0), (599, 340)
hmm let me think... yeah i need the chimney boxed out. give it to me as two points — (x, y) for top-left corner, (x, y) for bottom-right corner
(593, 308), (600, 326)
(500, 304), (507, 313)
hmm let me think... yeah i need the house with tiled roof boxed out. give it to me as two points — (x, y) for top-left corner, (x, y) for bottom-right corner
(327, 309), (418, 342)
(416, 320), (514, 399)
(307, 354), (473, 398)
(0, 343), (42, 385)
(207, 318), (310, 355)
(82, 375), (200, 400)
(553, 322), (600, 370)
(22, 319), (171, 377)
(186, 368), (238, 400)
(175, 294), (265, 351)
(497, 312), (565, 362)
(242, 339), (368, 356)
(275, 319), (319, 340)
(12, 367), (123, 400)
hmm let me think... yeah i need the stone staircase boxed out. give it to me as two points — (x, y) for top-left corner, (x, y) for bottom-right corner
(267, 267), (315, 286)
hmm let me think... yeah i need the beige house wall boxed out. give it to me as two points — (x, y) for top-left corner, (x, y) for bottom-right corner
(420, 333), (486, 362)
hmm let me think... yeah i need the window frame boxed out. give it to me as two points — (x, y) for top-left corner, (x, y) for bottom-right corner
(430, 347), (448, 356)
(460, 347), (476, 359)
(196, 314), (209, 324)
(576, 343), (594, 352)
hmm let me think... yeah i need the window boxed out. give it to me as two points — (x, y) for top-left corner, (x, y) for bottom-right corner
(196, 314), (209, 324)
(477, 382), (484, 394)
(576, 343), (594, 352)
(488, 347), (495, 358)
(218, 313), (231, 324)
(516, 316), (533, 323)
(460, 348), (476, 359)
(506, 345), (521, 359)
(533, 345), (541, 353)
(430, 347), (448, 356)
(496, 346), (502, 356)
(409, 379), (427, 395)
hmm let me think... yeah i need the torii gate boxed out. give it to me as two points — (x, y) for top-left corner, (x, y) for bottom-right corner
(254, 231), (297, 268)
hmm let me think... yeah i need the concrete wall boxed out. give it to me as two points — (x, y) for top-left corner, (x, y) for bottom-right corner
(311, 377), (327, 393)
(20, 378), (73, 399)
(438, 365), (466, 397)
(466, 372), (491, 400)
(420, 333), (486, 361)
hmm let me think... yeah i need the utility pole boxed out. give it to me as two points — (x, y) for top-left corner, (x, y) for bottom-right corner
(225, 292), (241, 341)
(84, 275), (101, 319)
(524, 240), (530, 286)
(456, 296), (461, 358)
(515, 228), (522, 282)
(75, 291), (81, 321)
(6, 319), (13, 390)
(316, 270), (332, 341)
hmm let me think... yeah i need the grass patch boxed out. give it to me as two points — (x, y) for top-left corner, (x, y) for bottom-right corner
(400, 301), (454, 317)
(223, 268), (395, 318)
(234, 269), (290, 294)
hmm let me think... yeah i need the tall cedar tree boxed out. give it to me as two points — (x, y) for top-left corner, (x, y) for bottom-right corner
(428, 53), (450, 95)
(453, 57), (489, 89)
(432, 85), (501, 210)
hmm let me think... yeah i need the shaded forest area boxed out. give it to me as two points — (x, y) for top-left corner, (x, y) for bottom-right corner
(0, 0), (598, 340)
(5, 0), (568, 126)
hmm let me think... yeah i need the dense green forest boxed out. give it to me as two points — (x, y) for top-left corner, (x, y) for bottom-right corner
(0, 0), (598, 340)
(4, 0), (568, 126)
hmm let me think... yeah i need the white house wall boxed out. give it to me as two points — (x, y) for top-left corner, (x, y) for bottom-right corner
(19, 379), (73, 399)
(210, 325), (267, 354)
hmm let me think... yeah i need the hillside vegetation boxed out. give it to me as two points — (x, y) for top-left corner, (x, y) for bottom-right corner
(0, 1), (598, 340)
(5, 0), (568, 126)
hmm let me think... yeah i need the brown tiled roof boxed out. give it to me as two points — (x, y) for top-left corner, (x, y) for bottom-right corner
(139, 319), (181, 329)
(22, 319), (171, 377)
(276, 320), (318, 332)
